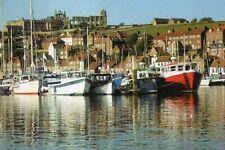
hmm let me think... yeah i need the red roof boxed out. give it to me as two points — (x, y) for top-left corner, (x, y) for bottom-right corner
(210, 59), (225, 67)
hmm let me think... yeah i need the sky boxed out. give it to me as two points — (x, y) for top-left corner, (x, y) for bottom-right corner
(1, 0), (225, 29)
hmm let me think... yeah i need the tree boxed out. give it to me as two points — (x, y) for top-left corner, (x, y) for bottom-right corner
(125, 32), (138, 48)
(78, 21), (89, 29)
(199, 17), (214, 22)
(135, 39), (145, 56)
(191, 18), (198, 23)
(119, 22), (125, 26)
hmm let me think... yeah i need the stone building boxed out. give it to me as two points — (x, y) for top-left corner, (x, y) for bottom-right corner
(151, 18), (169, 26)
(168, 18), (188, 25)
(70, 9), (107, 27)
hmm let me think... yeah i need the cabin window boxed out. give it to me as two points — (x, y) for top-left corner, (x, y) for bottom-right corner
(61, 74), (67, 79)
(191, 65), (196, 70)
(22, 76), (29, 80)
(185, 65), (190, 71)
(178, 65), (183, 71)
(75, 73), (81, 77)
(82, 73), (86, 77)
(68, 73), (73, 78)
(170, 66), (176, 71)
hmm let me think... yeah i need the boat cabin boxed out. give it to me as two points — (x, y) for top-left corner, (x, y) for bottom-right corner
(158, 63), (198, 74)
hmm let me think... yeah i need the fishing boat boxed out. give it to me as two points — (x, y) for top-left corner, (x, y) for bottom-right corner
(43, 71), (91, 96)
(158, 62), (202, 93)
(136, 69), (163, 93)
(118, 68), (163, 94)
(89, 73), (117, 95)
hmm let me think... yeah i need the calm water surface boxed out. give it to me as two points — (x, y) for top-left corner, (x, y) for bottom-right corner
(0, 86), (224, 150)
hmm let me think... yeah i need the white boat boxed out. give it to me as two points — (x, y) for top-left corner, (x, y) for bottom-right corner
(12, 0), (41, 95)
(44, 71), (91, 96)
(89, 73), (116, 95)
(210, 74), (225, 85)
(13, 75), (41, 94)
(0, 78), (14, 95)
(200, 76), (211, 86)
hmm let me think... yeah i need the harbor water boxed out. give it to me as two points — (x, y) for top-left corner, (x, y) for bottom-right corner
(0, 86), (224, 150)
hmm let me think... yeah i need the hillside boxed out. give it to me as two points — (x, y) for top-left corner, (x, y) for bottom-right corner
(102, 21), (225, 37)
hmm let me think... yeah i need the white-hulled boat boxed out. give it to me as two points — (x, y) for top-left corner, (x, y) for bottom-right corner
(44, 71), (91, 96)
(89, 73), (116, 95)
(0, 78), (14, 95)
(13, 75), (41, 95)
(200, 76), (211, 86)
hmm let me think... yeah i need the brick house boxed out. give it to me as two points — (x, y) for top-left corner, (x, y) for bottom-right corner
(154, 28), (205, 55)
(206, 25), (225, 59)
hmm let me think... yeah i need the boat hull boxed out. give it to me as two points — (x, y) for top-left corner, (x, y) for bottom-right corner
(48, 78), (91, 96)
(137, 77), (163, 94)
(200, 78), (211, 86)
(90, 82), (116, 95)
(159, 71), (202, 93)
(0, 86), (11, 95)
(13, 80), (40, 95)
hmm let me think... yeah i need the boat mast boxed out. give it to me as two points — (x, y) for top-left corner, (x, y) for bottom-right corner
(87, 26), (89, 71)
(1, 28), (5, 74)
(1, 1), (5, 74)
(102, 34), (104, 71)
(183, 34), (186, 66)
(30, 0), (35, 72)
(10, 27), (13, 74)
(176, 41), (179, 63)
(23, 25), (26, 72)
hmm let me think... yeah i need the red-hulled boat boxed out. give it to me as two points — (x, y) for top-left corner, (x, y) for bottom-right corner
(158, 62), (202, 93)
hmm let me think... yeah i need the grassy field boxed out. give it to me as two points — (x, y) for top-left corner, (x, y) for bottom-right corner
(103, 21), (225, 37)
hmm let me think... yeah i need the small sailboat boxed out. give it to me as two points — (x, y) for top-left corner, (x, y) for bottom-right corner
(12, 0), (40, 95)
(13, 74), (40, 94)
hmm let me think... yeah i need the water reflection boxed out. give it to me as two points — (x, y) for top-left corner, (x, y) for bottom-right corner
(0, 89), (224, 149)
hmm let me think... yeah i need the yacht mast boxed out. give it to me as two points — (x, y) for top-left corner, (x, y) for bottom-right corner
(10, 27), (13, 74)
(30, 0), (35, 71)
(183, 34), (186, 65)
(102, 34), (104, 70)
(87, 26), (89, 71)
(1, 28), (5, 73)
(1, 0), (4, 73)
